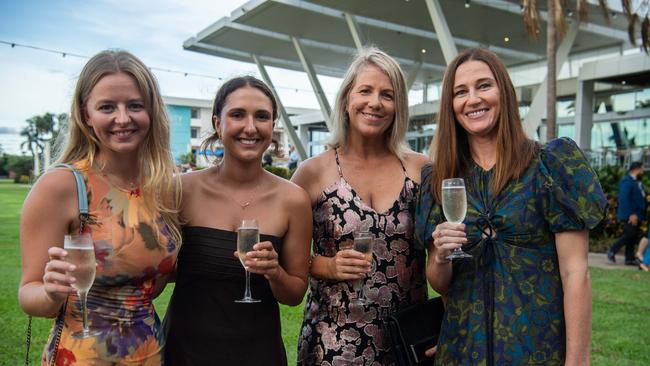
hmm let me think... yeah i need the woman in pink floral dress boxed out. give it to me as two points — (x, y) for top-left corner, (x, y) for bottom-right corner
(292, 47), (431, 365)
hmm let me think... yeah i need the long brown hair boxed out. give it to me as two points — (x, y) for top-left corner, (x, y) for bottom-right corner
(429, 48), (538, 201)
(57, 50), (182, 245)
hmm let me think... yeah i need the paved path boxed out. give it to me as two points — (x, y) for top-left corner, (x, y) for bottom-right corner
(588, 252), (639, 270)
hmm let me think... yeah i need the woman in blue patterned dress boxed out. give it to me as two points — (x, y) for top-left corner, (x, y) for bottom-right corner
(292, 47), (431, 365)
(415, 48), (607, 365)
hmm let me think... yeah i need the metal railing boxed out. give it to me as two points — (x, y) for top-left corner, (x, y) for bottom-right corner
(585, 147), (650, 169)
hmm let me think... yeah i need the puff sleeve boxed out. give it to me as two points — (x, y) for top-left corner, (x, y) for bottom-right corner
(539, 137), (608, 233)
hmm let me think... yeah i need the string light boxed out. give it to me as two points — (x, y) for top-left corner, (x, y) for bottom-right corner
(0, 40), (327, 95)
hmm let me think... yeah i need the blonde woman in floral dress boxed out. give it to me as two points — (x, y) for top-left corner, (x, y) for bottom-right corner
(19, 50), (181, 365)
(292, 47), (431, 365)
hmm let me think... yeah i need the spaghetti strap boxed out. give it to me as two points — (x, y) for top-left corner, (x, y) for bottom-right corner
(398, 158), (407, 174)
(334, 148), (344, 178)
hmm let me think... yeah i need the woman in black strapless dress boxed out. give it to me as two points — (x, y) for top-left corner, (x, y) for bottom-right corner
(163, 76), (313, 365)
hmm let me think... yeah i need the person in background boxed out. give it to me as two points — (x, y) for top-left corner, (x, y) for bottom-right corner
(608, 161), (646, 265)
(292, 47), (430, 365)
(19, 50), (181, 364)
(636, 232), (650, 271)
(288, 144), (299, 170)
(263, 138), (279, 168)
(163, 76), (312, 365)
(416, 48), (607, 365)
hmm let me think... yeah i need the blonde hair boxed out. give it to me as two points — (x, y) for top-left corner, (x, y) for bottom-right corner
(329, 46), (411, 159)
(56, 50), (182, 245)
(429, 48), (538, 202)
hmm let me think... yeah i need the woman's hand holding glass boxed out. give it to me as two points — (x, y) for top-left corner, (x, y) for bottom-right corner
(326, 242), (371, 281)
(431, 222), (468, 263)
(42, 246), (77, 304)
(236, 241), (281, 281)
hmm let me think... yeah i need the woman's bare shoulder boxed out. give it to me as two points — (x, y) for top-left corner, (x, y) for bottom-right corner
(402, 151), (430, 184)
(32, 168), (79, 198)
(295, 150), (336, 178)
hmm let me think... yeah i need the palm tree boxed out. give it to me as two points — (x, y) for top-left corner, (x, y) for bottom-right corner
(521, 0), (648, 141)
(20, 118), (42, 162)
(622, 0), (650, 52)
(20, 112), (67, 174)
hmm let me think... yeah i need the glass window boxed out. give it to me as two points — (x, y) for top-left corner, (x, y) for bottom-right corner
(191, 127), (199, 139)
(310, 129), (330, 157)
(191, 108), (200, 119)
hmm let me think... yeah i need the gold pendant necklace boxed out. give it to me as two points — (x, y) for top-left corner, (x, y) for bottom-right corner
(217, 164), (261, 210)
(98, 169), (141, 197)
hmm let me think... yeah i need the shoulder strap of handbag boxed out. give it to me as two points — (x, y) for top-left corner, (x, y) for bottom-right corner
(25, 164), (88, 366)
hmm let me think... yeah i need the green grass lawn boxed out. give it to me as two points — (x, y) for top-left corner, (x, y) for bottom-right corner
(1, 179), (649, 365)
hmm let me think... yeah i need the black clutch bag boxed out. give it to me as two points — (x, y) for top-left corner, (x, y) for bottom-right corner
(384, 296), (445, 366)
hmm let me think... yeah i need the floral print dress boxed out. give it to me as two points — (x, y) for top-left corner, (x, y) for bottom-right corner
(297, 150), (427, 365)
(415, 138), (607, 365)
(42, 161), (178, 366)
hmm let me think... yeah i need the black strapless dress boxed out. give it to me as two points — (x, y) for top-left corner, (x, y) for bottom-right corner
(163, 226), (287, 365)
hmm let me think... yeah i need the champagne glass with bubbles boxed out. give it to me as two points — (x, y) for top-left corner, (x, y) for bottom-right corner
(442, 178), (472, 260)
(235, 219), (261, 303)
(351, 231), (374, 305)
(64, 233), (99, 338)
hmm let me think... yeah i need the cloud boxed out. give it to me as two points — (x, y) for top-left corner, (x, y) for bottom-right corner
(0, 0), (328, 131)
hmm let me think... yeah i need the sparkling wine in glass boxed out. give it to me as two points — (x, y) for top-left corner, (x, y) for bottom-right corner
(64, 233), (99, 338)
(351, 231), (374, 305)
(235, 219), (261, 303)
(442, 178), (472, 260)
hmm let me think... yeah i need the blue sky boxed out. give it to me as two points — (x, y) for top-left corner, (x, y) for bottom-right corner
(0, 0), (341, 134)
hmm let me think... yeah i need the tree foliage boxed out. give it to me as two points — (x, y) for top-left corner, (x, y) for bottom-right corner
(19, 112), (68, 163)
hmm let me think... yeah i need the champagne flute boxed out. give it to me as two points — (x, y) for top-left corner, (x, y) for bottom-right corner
(64, 233), (99, 338)
(442, 178), (472, 260)
(235, 219), (261, 303)
(351, 231), (374, 305)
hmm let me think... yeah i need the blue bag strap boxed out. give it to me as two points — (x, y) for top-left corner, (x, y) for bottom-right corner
(52, 164), (89, 234)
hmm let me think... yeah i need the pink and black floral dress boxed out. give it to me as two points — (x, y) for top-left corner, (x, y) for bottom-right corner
(297, 150), (427, 365)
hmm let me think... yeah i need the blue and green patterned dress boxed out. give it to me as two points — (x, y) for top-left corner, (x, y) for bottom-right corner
(415, 138), (607, 365)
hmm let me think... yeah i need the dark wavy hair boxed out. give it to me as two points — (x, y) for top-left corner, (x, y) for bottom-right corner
(201, 76), (278, 162)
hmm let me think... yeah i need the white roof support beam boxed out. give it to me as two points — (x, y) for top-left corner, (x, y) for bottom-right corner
(253, 54), (308, 160)
(344, 12), (364, 51)
(270, 0), (540, 62)
(406, 61), (423, 91)
(574, 79), (595, 150)
(523, 21), (579, 140)
(473, 0), (630, 43)
(187, 40), (344, 77)
(223, 22), (446, 73)
(424, 0), (458, 64)
(291, 36), (333, 130)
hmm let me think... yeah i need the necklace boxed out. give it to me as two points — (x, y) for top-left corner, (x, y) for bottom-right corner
(99, 170), (141, 197)
(217, 165), (262, 210)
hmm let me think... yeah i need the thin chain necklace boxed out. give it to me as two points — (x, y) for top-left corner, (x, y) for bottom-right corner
(217, 164), (262, 210)
(98, 168), (141, 197)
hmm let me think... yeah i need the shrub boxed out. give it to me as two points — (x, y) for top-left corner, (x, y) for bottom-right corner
(17, 175), (30, 184)
(590, 165), (650, 252)
(4, 155), (32, 181)
(264, 166), (293, 180)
